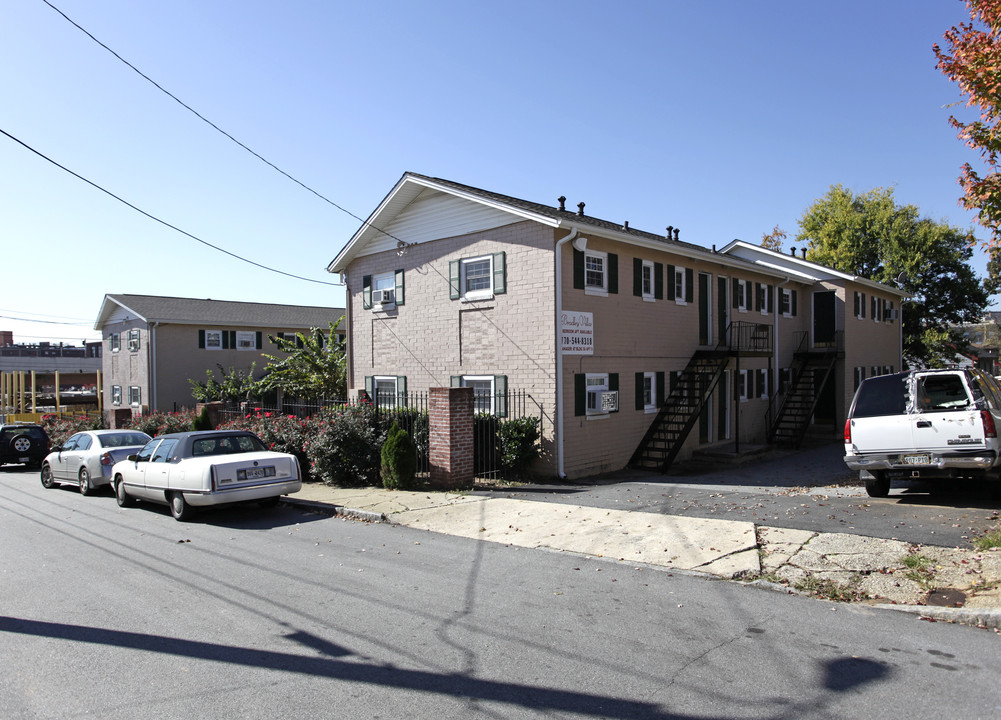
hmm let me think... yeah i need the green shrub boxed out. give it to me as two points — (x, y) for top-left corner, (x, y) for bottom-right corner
(496, 416), (540, 479)
(191, 406), (214, 431)
(307, 404), (385, 487)
(381, 422), (417, 490)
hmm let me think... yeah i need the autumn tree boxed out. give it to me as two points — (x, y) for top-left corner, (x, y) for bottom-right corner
(760, 225), (787, 252)
(934, 1), (1001, 256)
(798, 184), (989, 367)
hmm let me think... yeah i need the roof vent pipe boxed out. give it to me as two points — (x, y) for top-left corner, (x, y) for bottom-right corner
(558, 196), (566, 212)
(790, 247), (796, 256)
(666, 225), (673, 240)
(623, 221), (629, 230)
(801, 248), (807, 259)
(674, 228), (680, 241)
(577, 202), (586, 216)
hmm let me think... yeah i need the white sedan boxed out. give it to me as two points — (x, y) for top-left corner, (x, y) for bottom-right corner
(40, 430), (153, 495)
(112, 430), (302, 521)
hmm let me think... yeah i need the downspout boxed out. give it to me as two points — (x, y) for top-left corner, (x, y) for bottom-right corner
(149, 321), (158, 411)
(555, 226), (579, 479)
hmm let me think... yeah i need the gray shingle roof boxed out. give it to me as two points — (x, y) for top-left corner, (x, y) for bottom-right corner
(96, 294), (343, 330)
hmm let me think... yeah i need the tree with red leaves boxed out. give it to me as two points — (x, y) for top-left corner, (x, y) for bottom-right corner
(934, 1), (1001, 258)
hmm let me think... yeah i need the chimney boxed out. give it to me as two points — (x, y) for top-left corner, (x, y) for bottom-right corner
(558, 196), (566, 212)
(577, 202), (586, 216)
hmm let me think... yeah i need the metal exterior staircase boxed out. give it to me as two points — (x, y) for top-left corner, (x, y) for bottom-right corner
(768, 350), (838, 448)
(629, 350), (728, 472)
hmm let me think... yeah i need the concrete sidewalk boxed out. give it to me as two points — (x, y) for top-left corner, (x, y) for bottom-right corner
(286, 482), (1001, 629)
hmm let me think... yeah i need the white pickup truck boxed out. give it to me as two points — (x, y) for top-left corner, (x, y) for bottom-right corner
(844, 368), (1001, 497)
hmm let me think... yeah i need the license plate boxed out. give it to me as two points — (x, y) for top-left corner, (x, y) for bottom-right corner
(244, 466), (270, 479)
(903, 454), (931, 465)
(19, 457), (29, 463)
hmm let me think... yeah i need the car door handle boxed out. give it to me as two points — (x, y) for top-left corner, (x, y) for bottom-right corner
(916, 420), (932, 428)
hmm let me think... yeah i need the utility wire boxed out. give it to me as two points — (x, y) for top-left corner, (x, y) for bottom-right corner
(42, 0), (404, 247)
(0, 127), (340, 287)
(0, 314), (92, 326)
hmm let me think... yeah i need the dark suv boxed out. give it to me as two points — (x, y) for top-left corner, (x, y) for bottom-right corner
(0, 423), (51, 469)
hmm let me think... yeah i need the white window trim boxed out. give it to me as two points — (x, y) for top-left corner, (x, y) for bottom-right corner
(643, 372), (657, 414)
(461, 375), (495, 414)
(641, 260), (655, 302)
(204, 329), (223, 351)
(129, 386), (141, 407)
(758, 369), (769, 399)
(736, 279), (748, 313)
(111, 385), (122, 406)
(372, 271), (397, 310)
(584, 250), (608, 297)
(674, 266), (687, 305)
(235, 330), (257, 351)
(780, 288), (793, 318)
(586, 372), (610, 418)
(738, 369), (749, 402)
(127, 329), (140, 352)
(460, 256), (495, 302)
(373, 376), (399, 408)
(110, 333), (120, 353)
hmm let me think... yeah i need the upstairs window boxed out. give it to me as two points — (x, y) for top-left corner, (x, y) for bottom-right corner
(449, 253), (506, 301)
(110, 333), (121, 353)
(586, 251), (606, 292)
(734, 279), (750, 312)
(668, 265), (693, 304)
(127, 329), (140, 352)
(854, 291), (867, 320)
(779, 288), (798, 317)
(363, 270), (406, 309)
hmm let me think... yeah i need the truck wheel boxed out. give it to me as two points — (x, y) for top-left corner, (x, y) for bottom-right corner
(169, 492), (194, 521)
(865, 472), (891, 498)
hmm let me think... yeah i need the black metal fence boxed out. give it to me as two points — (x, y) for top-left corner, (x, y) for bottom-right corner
(217, 389), (538, 481)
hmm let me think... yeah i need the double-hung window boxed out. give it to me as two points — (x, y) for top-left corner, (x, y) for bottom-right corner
(364, 375), (407, 408)
(110, 333), (121, 353)
(449, 253), (506, 301)
(575, 372), (619, 417)
(737, 369), (749, 401)
(111, 385), (122, 406)
(363, 270), (406, 309)
(451, 375), (509, 416)
(635, 371), (664, 414)
(779, 288), (797, 317)
(585, 251), (607, 294)
(641, 260), (654, 300)
(735, 279), (749, 312)
(127, 329), (140, 352)
(854, 291), (867, 319)
(128, 386), (141, 407)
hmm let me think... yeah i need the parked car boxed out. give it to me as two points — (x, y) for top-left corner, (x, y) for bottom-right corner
(40, 430), (152, 495)
(112, 430), (302, 521)
(844, 367), (1001, 497)
(0, 423), (51, 469)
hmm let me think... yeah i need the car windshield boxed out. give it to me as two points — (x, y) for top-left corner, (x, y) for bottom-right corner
(916, 374), (971, 411)
(98, 433), (151, 448)
(191, 435), (267, 457)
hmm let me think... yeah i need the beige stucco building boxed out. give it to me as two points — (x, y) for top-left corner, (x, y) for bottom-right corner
(328, 173), (905, 480)
(94, 294), (343, 415)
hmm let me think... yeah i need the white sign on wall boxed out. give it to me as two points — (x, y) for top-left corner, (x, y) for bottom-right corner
(560, 310), (594, 355)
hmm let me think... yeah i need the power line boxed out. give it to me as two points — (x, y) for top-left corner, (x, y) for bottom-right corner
(0, 314), (92, 326)
(42, 0), (404, 247)
(0, 127), (340, 287)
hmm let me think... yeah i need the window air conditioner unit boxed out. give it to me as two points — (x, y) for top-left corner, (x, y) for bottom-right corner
(373, 289), (395, 305)
(599, 390), (618, 413)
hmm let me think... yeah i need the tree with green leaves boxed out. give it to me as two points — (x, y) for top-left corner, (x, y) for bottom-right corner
(257, 319), (346, 400)
(189, 363), (258, 404)
(798, 184), (989, 368)
(935, 1), (1001, 255)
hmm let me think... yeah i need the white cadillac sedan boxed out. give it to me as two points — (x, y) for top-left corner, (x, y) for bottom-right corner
(40, 429), (153, 495)
(111, 430), (302, 521)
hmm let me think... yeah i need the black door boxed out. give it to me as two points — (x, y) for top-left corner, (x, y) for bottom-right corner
(813, 291), (836, 348)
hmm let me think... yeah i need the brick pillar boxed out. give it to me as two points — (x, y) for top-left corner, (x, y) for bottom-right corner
(428, 387), (474, 490)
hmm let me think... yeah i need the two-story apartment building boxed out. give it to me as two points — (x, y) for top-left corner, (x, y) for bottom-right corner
(327, 173), (905, 480)
(94, 294), (344, 415)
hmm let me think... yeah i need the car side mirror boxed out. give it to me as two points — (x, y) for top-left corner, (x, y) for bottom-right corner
(52, 445), (63, 452)
(127, 454), (138, 462)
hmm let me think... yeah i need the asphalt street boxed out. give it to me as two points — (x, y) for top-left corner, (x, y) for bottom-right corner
(2, 467), (1000, 720)
(480, 442), (1001, 549)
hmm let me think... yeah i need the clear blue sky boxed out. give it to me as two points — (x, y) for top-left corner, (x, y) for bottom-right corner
(1, 0), (990, 344)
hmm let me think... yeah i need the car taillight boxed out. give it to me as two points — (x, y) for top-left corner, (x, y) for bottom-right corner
(844, 418), (852, 444)
(100, 452), (114, 466)
(981, 411), (997, 439)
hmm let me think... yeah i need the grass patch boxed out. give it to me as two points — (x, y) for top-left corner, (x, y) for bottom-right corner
(794, 576), (868, 602)
(900, 552), (935, 588)
(973, 528), (1001, 551)
(901, 553), (931, 571)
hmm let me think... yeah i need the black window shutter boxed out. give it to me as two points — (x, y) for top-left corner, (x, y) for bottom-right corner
(732, 278), (740, 308)
(654, 262), (664, 300)
(449, 261), (461, 299)
(493, 252), (506, 294)
(766, 284), (773, 313)
(222, 331), (230, 350)
(495, 375), (508, 417)
(668, 265), (676, 300)
(756, 370), (765, 398)
(608, 253), (618, 294)
(574, 374), (586, 416)
(685, 268), (694, 303)
(363, 275), (372, 309)
(230, 331), (236, 349)
(854, 292), (859, 317)
(573, 249), (584, 289)
(198, 329), (205, 349)
(255, 331), (262, 350)
(395, 269), (405, 306)
(635, 372), (645, 410)
(861, 293), (866, 318)
(792, 290), (798, 316)
(633, 258), (643, 297)
(656, 371), (665, 406)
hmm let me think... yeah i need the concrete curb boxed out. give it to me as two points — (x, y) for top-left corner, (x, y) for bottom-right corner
(281, 497), (386, 523)
(874, 603), (1001, 630)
